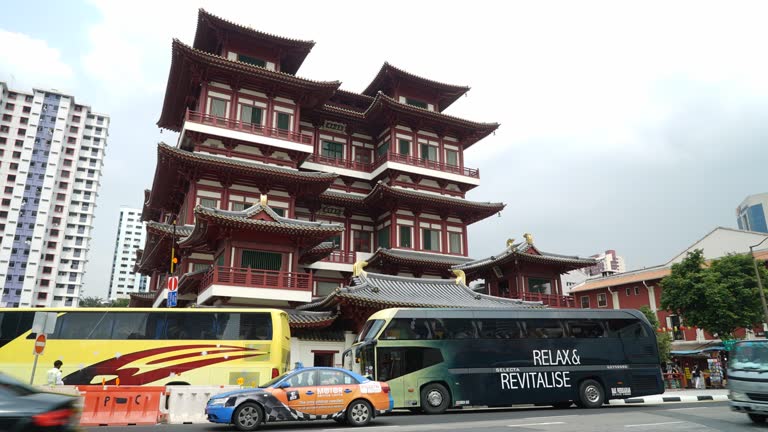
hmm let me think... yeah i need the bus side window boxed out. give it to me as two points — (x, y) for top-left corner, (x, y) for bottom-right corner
(566, 320), (607, 338)
(240, 313), (272, 340)
(607, 319), (648, 338)
(524, 319), (565, 338)
(51, 312), (111, 339)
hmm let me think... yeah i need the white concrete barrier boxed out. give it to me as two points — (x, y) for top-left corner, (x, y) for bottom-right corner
(36, 385), (82, 397)
(165, 385), (240, 424)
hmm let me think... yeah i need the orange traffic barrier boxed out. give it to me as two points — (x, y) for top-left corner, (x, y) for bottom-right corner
(78, 385), (165, 426)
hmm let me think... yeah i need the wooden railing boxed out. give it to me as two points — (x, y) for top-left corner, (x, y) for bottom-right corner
(520, 292), (577, 308)
(372, 152), (480, 178)
(200, 266), (312, 292)
(186, 110), (313, 146)
(306, 152), (480, 179)
(321, 250), (356, 264)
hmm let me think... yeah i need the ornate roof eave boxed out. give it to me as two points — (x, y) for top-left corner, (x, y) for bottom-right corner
(179, 204), (344, 249)
(287, 310), (339, 329)
(366, 92), (499, 148)
(367, 248), (474, 271)
(194, 9), (315, 75)
(366, 183), (505, 224)
(453, 242), (598, 275)
(298, 272), (544, 312)
(144, 143), (338, 220)
(157, 39), (340, 131)
(362, 62), (471, 111)
(299, 241), (337, 264)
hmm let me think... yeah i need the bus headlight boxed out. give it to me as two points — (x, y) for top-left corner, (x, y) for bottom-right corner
(730, 390), (747, 401)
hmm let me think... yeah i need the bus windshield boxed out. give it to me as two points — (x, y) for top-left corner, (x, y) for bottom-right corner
(356, 319), (386, 343)
(732, 342), (768, 371)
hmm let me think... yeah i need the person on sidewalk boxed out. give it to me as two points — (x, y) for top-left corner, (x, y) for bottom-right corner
(692, 365), (704, 389)
(46, 360), (64, 386)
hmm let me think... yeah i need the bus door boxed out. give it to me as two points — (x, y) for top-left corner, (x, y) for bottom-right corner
(610, 320), (657, 364)
(377, 346), (444, 408)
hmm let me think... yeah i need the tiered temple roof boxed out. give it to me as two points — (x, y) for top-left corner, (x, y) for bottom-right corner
(299, 271), (544, 311)
(366, 248), (474, 276)
(194, 9), (315, 75)
(362, 62), (470, 111)
(453, 239), (598, 277)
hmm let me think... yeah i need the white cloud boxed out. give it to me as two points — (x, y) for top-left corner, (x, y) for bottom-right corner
(0, 29), (74, 91)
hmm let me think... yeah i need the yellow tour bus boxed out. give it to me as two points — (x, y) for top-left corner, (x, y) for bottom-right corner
(0, 307), (290, 386)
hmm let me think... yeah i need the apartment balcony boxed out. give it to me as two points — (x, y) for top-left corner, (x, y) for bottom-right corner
(517, 292), (577, 308)
(182, 110), (313, 153)
(303, 152), (480, 185)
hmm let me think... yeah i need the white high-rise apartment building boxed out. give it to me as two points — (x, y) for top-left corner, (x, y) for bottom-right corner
(0, 83), (108, 308)
(108, 207), (147, 300)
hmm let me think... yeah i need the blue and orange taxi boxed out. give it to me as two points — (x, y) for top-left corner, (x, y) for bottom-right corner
(206, 366), (393, 431)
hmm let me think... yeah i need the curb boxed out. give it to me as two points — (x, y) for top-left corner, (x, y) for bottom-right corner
(609, 394), (730, 405)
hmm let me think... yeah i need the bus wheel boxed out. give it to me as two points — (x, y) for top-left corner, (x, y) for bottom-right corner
(233, 402), (263, 431)
(346, 399), (373, 427)
(749, 414), (767, 423)
(420, 383), (450, 414)
(578, 380), (604, 408)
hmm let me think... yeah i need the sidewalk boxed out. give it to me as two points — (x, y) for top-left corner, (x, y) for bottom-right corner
(608, 388), (730, 405)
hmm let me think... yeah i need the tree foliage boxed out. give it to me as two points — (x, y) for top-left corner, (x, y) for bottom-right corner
(638, 305), (671, 363)
(78, 296), (130, 307)
(660, 249), (767, 339)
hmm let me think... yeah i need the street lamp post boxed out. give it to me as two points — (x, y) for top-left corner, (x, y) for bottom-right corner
(750, 237), (768, 326)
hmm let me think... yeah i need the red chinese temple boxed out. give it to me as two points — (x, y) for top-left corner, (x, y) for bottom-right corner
(132, 9), (595, 366)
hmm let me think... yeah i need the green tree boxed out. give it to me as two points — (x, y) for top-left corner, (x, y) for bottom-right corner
(638, 305), (671, 363)
(110, 298), (130, 307)
(660, 249), (766, 339)
(78, 296), (107, 307)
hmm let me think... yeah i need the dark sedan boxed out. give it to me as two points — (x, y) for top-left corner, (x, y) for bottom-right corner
(0, 372), (80, 431)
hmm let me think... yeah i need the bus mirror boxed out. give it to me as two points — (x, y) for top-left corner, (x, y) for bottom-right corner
(355, 357), (360, 364)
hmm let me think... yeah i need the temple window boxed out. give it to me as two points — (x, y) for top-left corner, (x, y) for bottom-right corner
(353, 230), (371, 252)
(240, 105), (263, 125)
(241, 250), (282, 270)
(580, 296), (590, 308)
(237, 54), (267, 68)
(405, 97), (428, 109)
(328, 235), (342, 248)
(448, 232), (462, 254)
(353, 147), (372, 164)
(528, 278), (552, 295)
(271, 208), (285, 217)
(199, 197), (218, 208)
(420, 143), (438, 162)
(445, 149), (458, 166)
(192, 262), (210, 272)
(275, 112), (291, 131)
(316, 281), (338, 297)
(377, 226), (390, 249)
(321, 140), (344, 159)
(421, 228), (440, 252)
(376, 141), (389, 157)
(398, 139), (411, 156)
(209, 98), (227, 118)
(398, 226), (412, 248)
(597, 293), (608, 307)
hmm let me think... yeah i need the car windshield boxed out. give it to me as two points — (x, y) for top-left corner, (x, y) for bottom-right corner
(732, 342), (768, 371)
(260, 372), (290, 388)
(0, 373), (37, 398)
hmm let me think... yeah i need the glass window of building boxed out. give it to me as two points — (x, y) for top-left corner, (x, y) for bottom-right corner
(321, 141), (344, 159)
(449, 232), (462, 254)
(420, 144), (438, 161)
(422, 229), (440, 251)
(445, 149), (458, 166)
(399, 226), (412, 248)
(240, 105), (263, 125)
(398, 139), (410, 155)
(405, 98), (428, 109)
(276, 112), (291, 131)
(237, 54), (266, 67)
(528, 278), (551, 294)
(209, 98), (227, 118)
(353, 230), (371, 252)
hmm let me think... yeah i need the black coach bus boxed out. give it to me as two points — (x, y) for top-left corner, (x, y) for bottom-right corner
(345, 307), (663, 413)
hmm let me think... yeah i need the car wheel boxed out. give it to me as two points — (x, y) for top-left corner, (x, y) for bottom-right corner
(346, 399), (373, 427)
(578, 380), (604, 408)
(233, 402), (263, 431)
(749, 413), (767, 423)
(552, 402), (572, 409)
(420, 383), (450, 414)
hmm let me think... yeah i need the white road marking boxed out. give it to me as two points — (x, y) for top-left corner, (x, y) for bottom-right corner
(323, 427), (400, 432)
(507, 421), (565, 427)
(668, 407), (711, 411)
(625, 421), (685, 428)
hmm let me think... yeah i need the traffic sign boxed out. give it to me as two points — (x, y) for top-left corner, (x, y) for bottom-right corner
(34, 334), (46, 355)
(167, 291), (178, 307)
(167, 276), (179, 292)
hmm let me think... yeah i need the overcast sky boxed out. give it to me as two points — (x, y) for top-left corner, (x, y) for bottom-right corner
(1, 0), (766, 299)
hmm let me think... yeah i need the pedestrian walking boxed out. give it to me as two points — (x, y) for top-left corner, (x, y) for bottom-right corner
(46, 360), (64, 386)
(692, 364), (704, 389)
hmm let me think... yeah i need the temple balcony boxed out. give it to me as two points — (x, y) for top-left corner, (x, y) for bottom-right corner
(305, 250), (372, 272)
(181, 110), (314, 154)
(516, 291), (577, 308)
(197, 266), (313, 304)
(302, 152), (480, 186)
